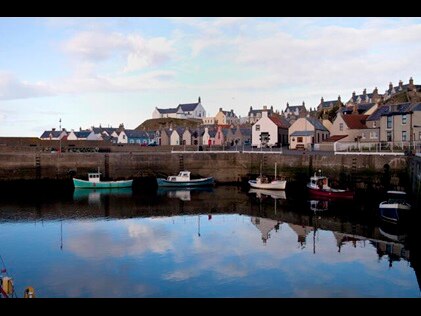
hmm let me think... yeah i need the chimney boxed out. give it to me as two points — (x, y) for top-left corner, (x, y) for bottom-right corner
(399, 80), (403, 89)
(263, 105), (267, 110)
(338, 95), (341, 102)
(62, 128), (65, 132)
(373, 87), (378, 95)
(352, 91), (356, 98)
(286, 102), (289, 107)
(198, 96), (201, 103)
(270, 105), (273, 112)
(250, 106), (252, 111)
(389, 82), (393, 90)
(79, 127), (82, 131)
(321, 97), (324, 103)
(52, 128), (56, 131)
(219, 107), (222, 112)
(363, 88), (366, 96)
(302, 101), (305, 106)
(262, 111), (268, 118)
(409, 77), (414, 90)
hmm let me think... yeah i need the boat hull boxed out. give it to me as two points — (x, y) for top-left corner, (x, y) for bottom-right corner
(156, 177), (214, 187)
(73, 178), (133, 189)
(248, 180), (286, 190)
(307, 186), (354, 200)
(379, 202), (411, 222)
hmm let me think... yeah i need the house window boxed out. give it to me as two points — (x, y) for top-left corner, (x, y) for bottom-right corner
(387, 131), (392, 142)
(361, 132), (366, 139)
(255, 124), (260, 131)
(373, 121), (376, 128)
(129, 139), (134, 144)
(387, 116), (392, 129)
(402, 131), (407, 141)
(370, 131), (377, 139)
(136, 139), (141, 144)
(123, 135), (126, 139)
(297, 137), (303, 143)
(402, 114), (407, 125)
(339, 123), (343, 131)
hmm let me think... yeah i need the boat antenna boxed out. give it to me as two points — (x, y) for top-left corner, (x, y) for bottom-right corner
(0, 254), (7, 273)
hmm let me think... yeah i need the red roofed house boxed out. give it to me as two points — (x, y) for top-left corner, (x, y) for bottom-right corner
(327, 113), (369, 150)
(251, 106), (290, 148)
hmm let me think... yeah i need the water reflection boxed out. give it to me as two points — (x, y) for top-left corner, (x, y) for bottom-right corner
(248, 188), (286, 200)
(0, 185), (419, 297)
(308, 200), (329, 213)
(156, 187), (213, 201)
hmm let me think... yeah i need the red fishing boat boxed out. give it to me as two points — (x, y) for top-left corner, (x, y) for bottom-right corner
(307, 171), (354, 200)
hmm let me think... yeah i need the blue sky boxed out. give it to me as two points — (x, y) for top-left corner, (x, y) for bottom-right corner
(1, 17), (421, 137)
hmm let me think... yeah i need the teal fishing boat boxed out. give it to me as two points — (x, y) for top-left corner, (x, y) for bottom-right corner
(73, 169), (133, 189)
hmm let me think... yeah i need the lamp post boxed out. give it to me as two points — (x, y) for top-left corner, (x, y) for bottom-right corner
(59, 118), (62, 155)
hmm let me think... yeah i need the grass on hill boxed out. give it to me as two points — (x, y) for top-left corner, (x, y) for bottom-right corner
(135, 118), (203, 131)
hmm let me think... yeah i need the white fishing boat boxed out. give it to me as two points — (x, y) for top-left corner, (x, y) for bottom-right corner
(156, 171), (214, 187)
(248, 162), (286, 190)
(379, 190), (411, 222)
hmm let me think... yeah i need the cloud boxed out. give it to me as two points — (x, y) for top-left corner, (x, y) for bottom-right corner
(62, 30), (175, 72)
(0, 73), (53, 100)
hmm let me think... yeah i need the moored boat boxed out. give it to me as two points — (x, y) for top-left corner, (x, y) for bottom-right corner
(156, 171), (214, 187)
(307, 171), (354, 200)
(248, 162), (286, 190)
(73, 169), (133, 189)
(379, 190), (411, 223)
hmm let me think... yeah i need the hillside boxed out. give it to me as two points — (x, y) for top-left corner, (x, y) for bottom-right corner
(135, 118), (203, 131)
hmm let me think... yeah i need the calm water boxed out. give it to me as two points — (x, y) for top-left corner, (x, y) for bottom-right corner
(0, 185), (419, 298)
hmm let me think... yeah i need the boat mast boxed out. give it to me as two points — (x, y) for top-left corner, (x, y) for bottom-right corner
(275, 162), (277, 179)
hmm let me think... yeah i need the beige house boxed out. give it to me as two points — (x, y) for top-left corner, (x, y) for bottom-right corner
(329, 113), (369, 142)
(181, 128), (192, 145)
(288, 117), (329, 150)
(215, 108), (239, 125)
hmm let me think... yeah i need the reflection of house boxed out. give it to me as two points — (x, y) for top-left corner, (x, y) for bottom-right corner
(251, 217), (281, 244)
(333, 231), (410, 268)
(288, 224), (314, 245)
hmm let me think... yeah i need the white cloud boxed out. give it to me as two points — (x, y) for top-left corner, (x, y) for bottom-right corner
(62, 30), (175, 73)
(0, 73), (53, 100)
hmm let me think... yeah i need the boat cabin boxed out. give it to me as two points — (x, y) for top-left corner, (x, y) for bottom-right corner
(167, 171), (191, 182)
(88, 172), (101, 183)
(309, 173), (329, 190)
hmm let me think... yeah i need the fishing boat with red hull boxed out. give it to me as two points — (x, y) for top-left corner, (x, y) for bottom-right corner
(307, 170), (354, 200)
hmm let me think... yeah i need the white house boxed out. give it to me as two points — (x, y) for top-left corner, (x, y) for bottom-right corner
(251, 108), (290, 148)
(67, 130), (98, 141)
(152, 97), (206, 119)
(170, 129), (181, 145)
(40, 129), (67, 140)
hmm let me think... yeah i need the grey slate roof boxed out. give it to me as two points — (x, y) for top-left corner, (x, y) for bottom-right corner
(74, 131), (91, 138)
(306, 117), (328, 131)
(290, 131), (314, 137)
(411, 103), (421, 111)
(40, 130), (63, 138)
(367, 105), (389, 121)
(125, 130), (149, 138)
(157, 108), (178, 114)
(178, 103), (199, 112)
(341, 103), (374, 114)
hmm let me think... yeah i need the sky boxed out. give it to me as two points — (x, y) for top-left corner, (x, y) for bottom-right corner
(1, 17), (421, 137)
